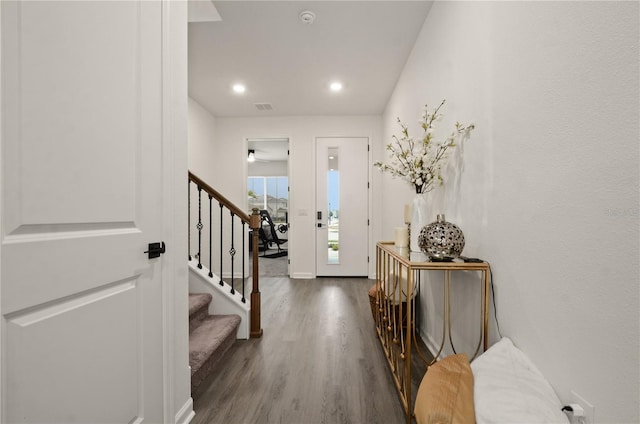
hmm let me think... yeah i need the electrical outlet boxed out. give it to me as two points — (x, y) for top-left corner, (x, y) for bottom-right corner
(570, 391), (595, 424)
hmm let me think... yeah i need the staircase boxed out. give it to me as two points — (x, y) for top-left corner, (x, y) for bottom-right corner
(187, 171), (263, 390)
(188, 171), (262, 339)
(189, 293), (241, 390)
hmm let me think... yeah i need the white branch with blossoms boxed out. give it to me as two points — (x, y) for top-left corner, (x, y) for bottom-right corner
(374, 100), (475, 194)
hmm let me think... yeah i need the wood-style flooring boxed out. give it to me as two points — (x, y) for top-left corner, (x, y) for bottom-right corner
(191, 276), (430, 424)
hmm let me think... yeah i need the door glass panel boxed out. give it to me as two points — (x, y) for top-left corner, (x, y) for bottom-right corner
(327, 148), (339, 264)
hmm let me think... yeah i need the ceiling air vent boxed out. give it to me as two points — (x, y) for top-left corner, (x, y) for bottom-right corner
(254, 103), (273, 111)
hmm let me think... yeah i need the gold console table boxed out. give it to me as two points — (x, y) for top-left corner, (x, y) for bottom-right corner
(373, 241), (491, 424)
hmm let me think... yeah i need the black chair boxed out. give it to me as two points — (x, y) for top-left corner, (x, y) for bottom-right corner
(259, 209), (287, 255)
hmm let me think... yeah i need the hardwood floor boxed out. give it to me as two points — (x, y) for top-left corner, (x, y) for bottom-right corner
(191, 276), (426, 424)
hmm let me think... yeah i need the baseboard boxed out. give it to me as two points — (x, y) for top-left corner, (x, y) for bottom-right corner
(175, 397), (195, 424)
(290, 272), (314, 279)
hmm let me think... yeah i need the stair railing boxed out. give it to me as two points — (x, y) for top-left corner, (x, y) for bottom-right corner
(188, 171), (263, 338)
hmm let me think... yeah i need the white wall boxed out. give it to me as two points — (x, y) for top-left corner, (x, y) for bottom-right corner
(381, 2), (639, 422)
(188, 98), (246, 283)
(209, 116), (383, 279)
(188, 97), (218, 183)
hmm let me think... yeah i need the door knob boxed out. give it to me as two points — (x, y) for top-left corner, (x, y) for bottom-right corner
(145, 242), (166, 259)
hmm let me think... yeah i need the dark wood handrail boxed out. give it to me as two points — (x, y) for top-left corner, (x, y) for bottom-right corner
(189, 171), (253, 225)
(188, 171), (263, 338)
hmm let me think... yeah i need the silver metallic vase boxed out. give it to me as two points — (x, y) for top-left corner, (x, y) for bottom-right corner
(418, 214), (465, 260)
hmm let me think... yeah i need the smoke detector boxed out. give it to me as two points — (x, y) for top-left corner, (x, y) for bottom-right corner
(299, 10), (316, 24)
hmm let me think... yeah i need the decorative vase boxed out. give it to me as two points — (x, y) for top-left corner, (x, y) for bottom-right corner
(410, 193), (430, 252)
(418, 214), (465, 260)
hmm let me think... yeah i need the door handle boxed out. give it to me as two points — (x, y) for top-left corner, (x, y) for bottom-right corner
(145, 241), (166, 259)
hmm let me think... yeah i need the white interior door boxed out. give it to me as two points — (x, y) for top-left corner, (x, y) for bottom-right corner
(316, 137), (369, 277)
(1, 1), (170, 421)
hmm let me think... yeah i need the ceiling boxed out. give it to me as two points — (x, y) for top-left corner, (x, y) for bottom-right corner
(188, 1), (433, 118)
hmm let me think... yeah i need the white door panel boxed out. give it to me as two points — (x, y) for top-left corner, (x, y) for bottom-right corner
(316, 137), (368, 277)
(2, 232), (142, 314)
(3, 1), (141, 229)
(2, 1), (167, 421)
(6, 282), (139, 422)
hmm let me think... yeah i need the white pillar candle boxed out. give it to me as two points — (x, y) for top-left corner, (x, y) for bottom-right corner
(394, 226), (409, 248)
(404, 204), (412, 224)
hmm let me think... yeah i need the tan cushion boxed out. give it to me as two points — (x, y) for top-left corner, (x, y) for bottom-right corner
(414, 353), (475, 424)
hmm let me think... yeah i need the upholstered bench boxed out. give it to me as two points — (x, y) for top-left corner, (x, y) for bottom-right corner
(414, 338), (569, 424)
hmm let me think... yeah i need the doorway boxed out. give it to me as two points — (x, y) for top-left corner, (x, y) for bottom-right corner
(316, 137), (369, 277)
(247, 138), (290, 276)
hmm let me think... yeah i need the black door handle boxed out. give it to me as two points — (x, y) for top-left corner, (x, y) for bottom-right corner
(145, 242), (166, 259)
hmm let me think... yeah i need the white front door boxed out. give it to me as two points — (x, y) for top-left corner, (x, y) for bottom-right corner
(316, 137), (369, 277)
(1, 1), (176, 421)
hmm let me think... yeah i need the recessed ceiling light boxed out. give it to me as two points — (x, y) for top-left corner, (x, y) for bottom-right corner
(330, 82), (343, 92)
(329, 156), (335, 159)
(233, 83), (246, 94)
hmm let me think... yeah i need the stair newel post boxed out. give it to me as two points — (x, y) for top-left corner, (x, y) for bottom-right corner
(188, 178), (192, 260)
(208, 194), (213, 278)
(197, 185), (203, 269)
(241, 220), (246, 303)
(219, 202), (224, 286)
(250, 208), (263, 338)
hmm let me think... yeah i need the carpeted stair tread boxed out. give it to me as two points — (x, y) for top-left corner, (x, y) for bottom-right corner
(189, 293), (212, 333)
(189, 293), (212, 316)
(189, 314), (241, 389)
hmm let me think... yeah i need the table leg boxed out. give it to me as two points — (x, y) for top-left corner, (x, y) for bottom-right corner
(483, 269), (490, 352)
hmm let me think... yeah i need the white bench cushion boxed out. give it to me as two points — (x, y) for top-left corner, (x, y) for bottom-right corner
(471, 337), (569, 424)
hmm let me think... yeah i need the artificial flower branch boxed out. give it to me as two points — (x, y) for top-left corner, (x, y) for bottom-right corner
(374, 100), (475, 194)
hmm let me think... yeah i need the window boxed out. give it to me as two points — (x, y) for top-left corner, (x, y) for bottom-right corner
(248, 176), (288, 223)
